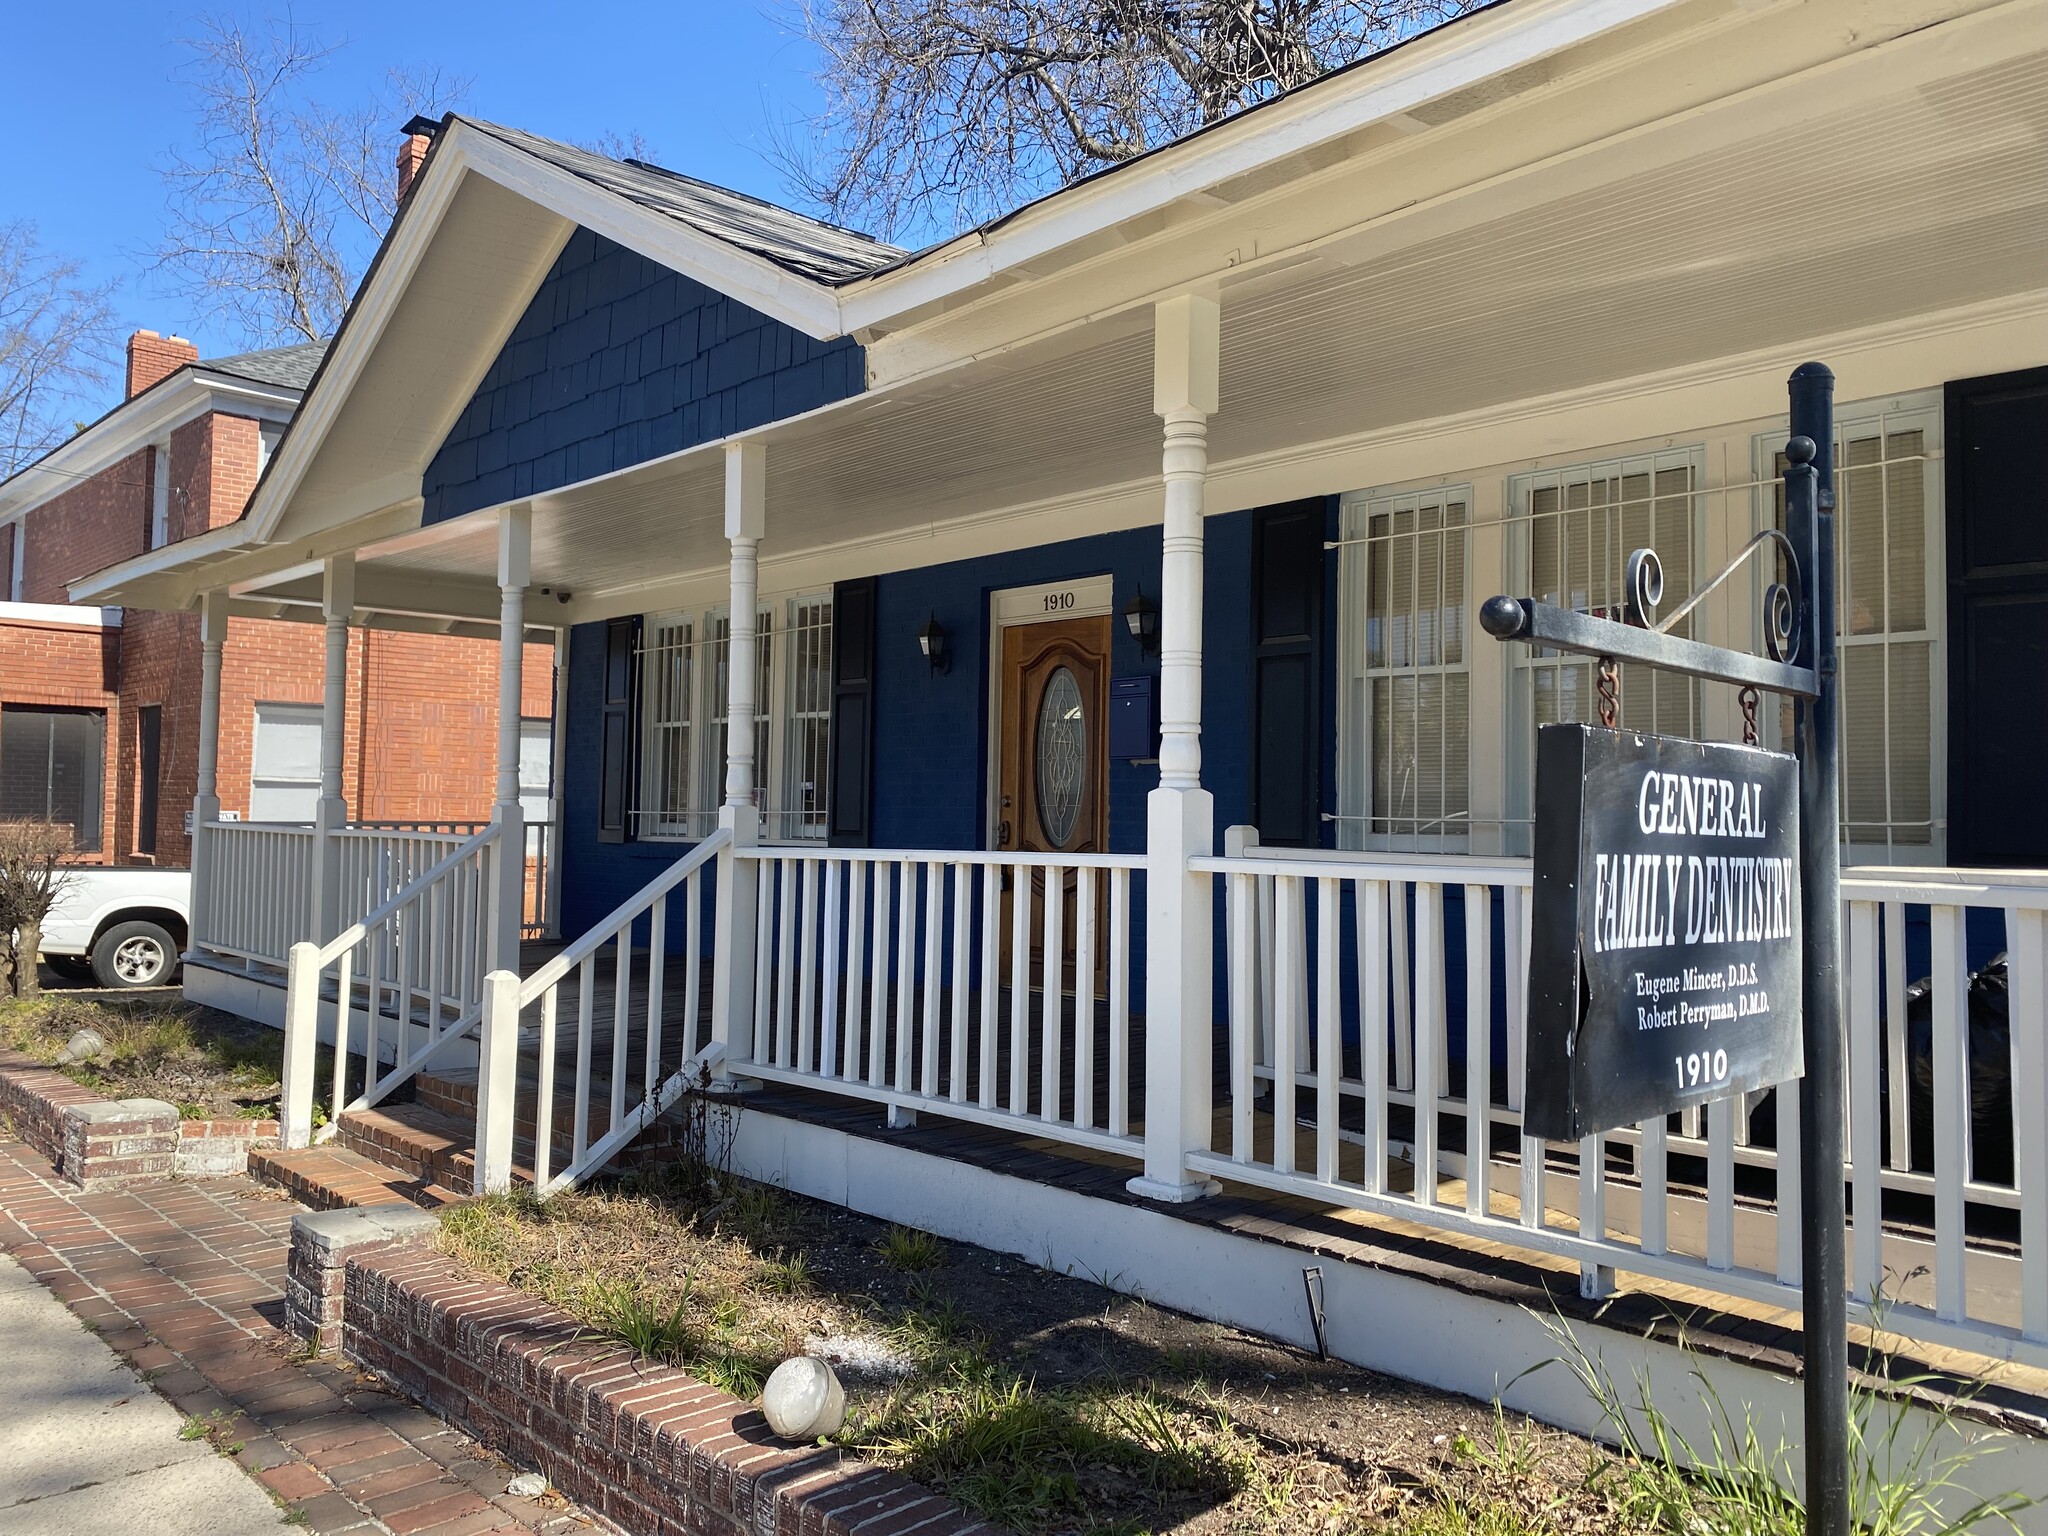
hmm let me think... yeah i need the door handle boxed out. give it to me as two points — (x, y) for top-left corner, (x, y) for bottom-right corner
(996, 820), (1012, 848)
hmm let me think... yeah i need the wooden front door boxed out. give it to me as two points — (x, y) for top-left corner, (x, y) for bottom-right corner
(996, 615), (1111, 983)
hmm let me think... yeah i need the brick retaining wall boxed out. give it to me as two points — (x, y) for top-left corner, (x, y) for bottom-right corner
(0, 1049), (277, 1186)
(347, 1246), (992, 1535)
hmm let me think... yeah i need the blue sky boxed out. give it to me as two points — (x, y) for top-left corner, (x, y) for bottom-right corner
(3, 2), (827, 401)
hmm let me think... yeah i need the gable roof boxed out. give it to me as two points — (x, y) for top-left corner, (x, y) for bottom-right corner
(461, 120), (905, 285)
(204, 340), (328, 391)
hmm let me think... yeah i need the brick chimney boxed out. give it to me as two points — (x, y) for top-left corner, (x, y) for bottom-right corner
(126, 330), (199, 399)
(396, 132), (431, 201)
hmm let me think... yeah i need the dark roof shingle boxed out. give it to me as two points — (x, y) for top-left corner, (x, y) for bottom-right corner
(205, 340), (328, 390)
(463, 119), (906, 286)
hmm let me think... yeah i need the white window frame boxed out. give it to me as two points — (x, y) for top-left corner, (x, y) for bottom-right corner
(249, 701), (323, 824)
(149, 440), (171, 549)
(1751, 390), (1945, 865)
(1505, 446), (1707, 850)
(633, 591), (830, 844)
(1336, 484), (1476, 852)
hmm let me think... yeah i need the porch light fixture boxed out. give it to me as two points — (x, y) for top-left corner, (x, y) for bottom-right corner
(918, 613), (949, 674)
(1123, 588), (1159, 653)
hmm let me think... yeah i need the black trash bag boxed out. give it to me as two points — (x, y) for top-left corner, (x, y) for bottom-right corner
(1905, 952), (2013, 1184)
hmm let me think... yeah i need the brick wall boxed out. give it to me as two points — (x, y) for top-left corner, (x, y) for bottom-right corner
(10, 394), (560, 869)
(17, 446), (153, 604)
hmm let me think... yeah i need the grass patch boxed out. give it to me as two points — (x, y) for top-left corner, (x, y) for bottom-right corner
(0, 993), (290, 1120)
(877, 1224), (944, 1272)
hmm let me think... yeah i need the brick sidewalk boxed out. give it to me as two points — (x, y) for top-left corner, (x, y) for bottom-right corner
(0, 1140), (599, 1536)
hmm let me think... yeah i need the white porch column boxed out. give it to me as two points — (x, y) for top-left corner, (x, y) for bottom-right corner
(711, 439), (764, 1082)
(489, 506), (531, 975)
(1131, 293), (1222, 1203)
(188, 589), (228, 954)
(311, 554), (355, 942)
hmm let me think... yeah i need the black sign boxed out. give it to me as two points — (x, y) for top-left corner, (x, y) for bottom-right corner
(1524, 724), (1803, 1141)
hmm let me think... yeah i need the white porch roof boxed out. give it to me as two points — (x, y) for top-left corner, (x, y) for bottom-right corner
(70, 0), (2048, 630)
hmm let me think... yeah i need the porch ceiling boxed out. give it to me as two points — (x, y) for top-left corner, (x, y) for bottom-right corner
(226, 5), (2048, 628)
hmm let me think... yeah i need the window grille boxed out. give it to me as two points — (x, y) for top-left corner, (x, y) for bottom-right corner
(777, 597), (833, 842)
(1761, 397), (1940, 859)
(638, 616), (698, 836)
(1337, 488), (1472, 849)
(634, 594), (829, 843)
(1506, 449), (1702, 847)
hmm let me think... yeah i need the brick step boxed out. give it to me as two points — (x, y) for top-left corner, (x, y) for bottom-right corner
(335, 1101), (531, 1199)
(416, 1066), (689, 1170)
(250, 1143), (463, 1213)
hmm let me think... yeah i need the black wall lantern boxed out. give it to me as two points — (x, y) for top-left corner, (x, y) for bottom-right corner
(1123, 587), (1160, 653)
(918, 613), (949, 674)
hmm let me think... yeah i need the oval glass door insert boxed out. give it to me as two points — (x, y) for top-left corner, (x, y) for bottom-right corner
(1035, 667), (1086, 847)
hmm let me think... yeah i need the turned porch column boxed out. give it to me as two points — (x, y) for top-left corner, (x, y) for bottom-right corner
(1131, 293), (1222, 1203)
(711, 439), (765, 1081)
(311, 554), (354, 943)
(488, 506), (532, 976)
(187, 589), (227, 953)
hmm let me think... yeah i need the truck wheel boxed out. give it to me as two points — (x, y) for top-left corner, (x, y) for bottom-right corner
(91, 921), (179, 989)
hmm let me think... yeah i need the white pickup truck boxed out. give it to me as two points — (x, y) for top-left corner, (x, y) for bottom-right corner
(38, 868), (190, 989)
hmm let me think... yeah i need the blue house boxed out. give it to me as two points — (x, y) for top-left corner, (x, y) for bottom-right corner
(76, 0), (2048, 1492)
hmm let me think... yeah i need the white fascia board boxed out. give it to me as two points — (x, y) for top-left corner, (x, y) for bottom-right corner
(836, 0), (1694, 334)
(0, 372), (301, 526)
(0, 601), (122, 630)
(245, 153), (471, 543)
(455, 129), (847, 340)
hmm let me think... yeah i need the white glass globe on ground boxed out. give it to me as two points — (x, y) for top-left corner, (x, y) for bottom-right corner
(761, 1356), (846, 1440)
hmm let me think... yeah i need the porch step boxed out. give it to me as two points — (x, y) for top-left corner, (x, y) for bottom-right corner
(335, 1101), (529, 1199)
(249, 1143), (463, 1213)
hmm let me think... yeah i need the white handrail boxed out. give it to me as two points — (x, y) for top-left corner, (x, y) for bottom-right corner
(520, 829), (731, 1004)
(312, 826), (497, 969)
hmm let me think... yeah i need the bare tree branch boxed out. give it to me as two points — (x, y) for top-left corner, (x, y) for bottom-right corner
(151, 14), (470, 348)
(0, 223), (121, 479)
(774, 0), (1481, 242)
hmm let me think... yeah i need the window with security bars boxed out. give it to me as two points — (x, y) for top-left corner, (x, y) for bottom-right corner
(634, 595), (829, 842)
(1761, 398), (1939, 859)
(1507, 449), (1702, 846)
(1337, 488), (1472, 849)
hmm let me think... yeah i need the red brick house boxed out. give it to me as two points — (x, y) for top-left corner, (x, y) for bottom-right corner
(0, 329), (556, 923)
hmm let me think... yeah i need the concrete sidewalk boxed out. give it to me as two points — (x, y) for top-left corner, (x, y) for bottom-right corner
(0, 1249), (286, 1534)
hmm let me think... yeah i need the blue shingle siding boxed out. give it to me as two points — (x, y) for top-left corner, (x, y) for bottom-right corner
(421, 228), (863, 524)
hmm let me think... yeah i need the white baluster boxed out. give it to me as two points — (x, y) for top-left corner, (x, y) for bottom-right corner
(1465, 884), (1492, 1218)
(1850, 900), (1882, 1303)
(1932, 903), (1968, 1322)
(1272, 875), (1303, 1176)
(1009, 867), (1030, 1113)
(820, 860), (843, 1078)
(1041, 867), (1065, 1122)
(1229, 872), (1257, 1163)
(1413, 883), (1442, 1203)
(979, 864), (1001, 1109)
(1359, 878), (1389, 1196)
(1707, 1095), (1735, 1271)
(1316, 878), (1340, 1185)
(1075, 870), (1097, 1131)
(921, 862), (943, 1100)
(1109, 868), (1131, 1139)
(950, 863), (972, 1105)
(2011, 907), (2048, 1342)
(798, 860), (820, 1074)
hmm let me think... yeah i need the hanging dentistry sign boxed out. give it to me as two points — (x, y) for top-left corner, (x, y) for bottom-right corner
(1523, 724), (1804, 1141)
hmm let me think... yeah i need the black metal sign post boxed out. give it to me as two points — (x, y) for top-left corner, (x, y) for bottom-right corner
(1480, 363), (1848, 1536)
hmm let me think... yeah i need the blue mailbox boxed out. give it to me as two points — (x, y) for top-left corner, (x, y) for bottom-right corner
(1108, 675), (1156, 761)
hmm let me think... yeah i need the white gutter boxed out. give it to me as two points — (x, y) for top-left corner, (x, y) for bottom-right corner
(0, 601), (122, 629)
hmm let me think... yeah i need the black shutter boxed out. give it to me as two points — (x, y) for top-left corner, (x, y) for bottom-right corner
(597, 616), (638, 844)
(1250, 500), (1324, 847)
(828, 577), (877, 847)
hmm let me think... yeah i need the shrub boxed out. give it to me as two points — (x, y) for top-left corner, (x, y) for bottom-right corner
(0, 821), (74, 998)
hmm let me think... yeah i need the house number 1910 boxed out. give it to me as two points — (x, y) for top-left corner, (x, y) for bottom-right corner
(1042, 591), (1077, 612)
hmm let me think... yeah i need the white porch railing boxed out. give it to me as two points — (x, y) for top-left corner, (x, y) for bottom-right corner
(481, 828), (730, 1198)
(1187, 839), (2048, 1370)
(734, 847), (1145, 1157)
(282, 825), (501, 1145)
(195, 822), (317, 966)
(350, 819), (556, 937)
